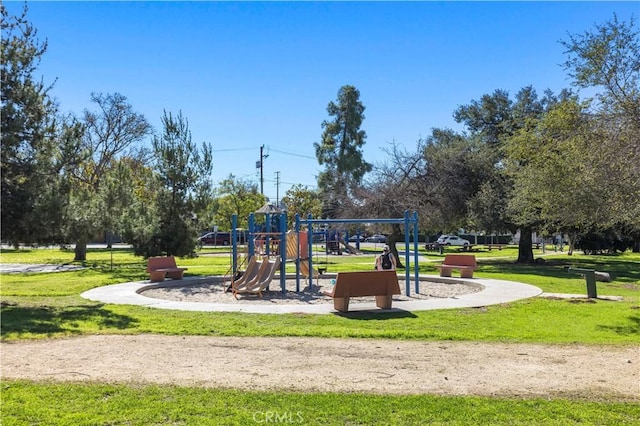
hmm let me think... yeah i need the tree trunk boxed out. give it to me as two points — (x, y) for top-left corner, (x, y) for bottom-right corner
(74, 240), (88, 262)
(516, 227), (535, 264)
(389, 224), (404, 269)
(567, 232), (577, 256)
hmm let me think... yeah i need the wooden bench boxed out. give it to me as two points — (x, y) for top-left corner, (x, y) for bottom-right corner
(322, 270), (401, 312)
(146, 256), (188, 282)
(437, 254), (477, 278)
(485, 244), (504, 251)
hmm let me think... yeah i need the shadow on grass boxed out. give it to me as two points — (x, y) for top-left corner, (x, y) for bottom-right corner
(597, 313), (640, 336)
(334, 309), (418, 320)
(480, 256), (640, 283)
(0, 303), (138, 337)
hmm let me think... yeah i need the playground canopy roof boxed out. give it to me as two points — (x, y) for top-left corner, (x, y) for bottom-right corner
(255, 203), (282, 214)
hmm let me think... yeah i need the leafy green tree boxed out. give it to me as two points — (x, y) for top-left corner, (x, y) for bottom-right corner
(212, 175), (265, 231)
(281, 184), (322, 228)
(421, 130), (493, 232)
(67, 92), (152, 261)
(561, 14), (640, 126)
(505, 98), (590, 253)
(561, 14), (640, 251)
(455, 87), (564, 263)
(314, 85), (372, 217)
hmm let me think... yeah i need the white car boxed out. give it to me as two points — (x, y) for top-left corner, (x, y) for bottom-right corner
(437, 235), (470, 246)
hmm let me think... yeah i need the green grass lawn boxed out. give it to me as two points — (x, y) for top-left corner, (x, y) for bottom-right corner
(1, 246), (639, 424)
(3, 381), (638, 426)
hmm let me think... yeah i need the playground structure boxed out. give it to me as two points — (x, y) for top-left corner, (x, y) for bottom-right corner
(228, 210), (421, 296)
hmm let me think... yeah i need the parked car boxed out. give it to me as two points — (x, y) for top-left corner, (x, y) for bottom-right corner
(365, 234), (387, 243)
(436, 235), (470, 246)
(199, 232), (233, 246)
(348, 235), (366, 242)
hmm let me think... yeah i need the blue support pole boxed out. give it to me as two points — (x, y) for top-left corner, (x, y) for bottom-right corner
(404, 210), (411, 296)
(295, 214), (301, 292)
(413, 211), (420, 294)
(280, 212), (287, 293)
(307, 213), (314, 287)
(232, 215), (238, 275)
(248, 213), (255, 258)
(265, 213), (271, 256)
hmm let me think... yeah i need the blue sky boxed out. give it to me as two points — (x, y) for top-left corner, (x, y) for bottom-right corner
(6, 1), (638, 202)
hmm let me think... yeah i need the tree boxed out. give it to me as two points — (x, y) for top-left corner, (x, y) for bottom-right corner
(281, 184), (322, 228)
(1, 3), (62, 245)
(67, 92), (152, 261)
(421, 130), (493, 232)
(455, 87), (563, 263)
(144, 110), (214, 257)
(212, 175), (265, 231)
(505, 98), (590, 254)
(561, 14), (640, 126)
(352, 142), (431, 267)
(561, 14), (640, 251)
(119, 159), (163, 257)
(314, 85), (372, 217)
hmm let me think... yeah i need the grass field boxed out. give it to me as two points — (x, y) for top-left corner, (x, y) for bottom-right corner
(1, 246), (639, 424)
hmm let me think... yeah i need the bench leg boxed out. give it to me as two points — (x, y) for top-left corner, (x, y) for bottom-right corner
(375, 295), (393, 309)
(149, 271), (166, 282)
(333, 297), (350, 312)
(439, 268), (452, 277)
(166, 271), (184, 280)
(460, 269), (474, 279)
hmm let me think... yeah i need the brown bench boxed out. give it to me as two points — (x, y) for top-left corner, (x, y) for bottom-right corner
(146, 256), (188, 282)
(322, 270), (401, 312)
(485, 244), (504, 251)
(437, 254), (477, 278)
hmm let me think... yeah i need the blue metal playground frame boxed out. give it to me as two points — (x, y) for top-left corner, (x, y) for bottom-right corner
(230, 210), (421, 296)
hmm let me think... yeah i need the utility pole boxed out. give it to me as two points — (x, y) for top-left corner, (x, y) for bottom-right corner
(275, 171), (280, 206)
(257, 145), (268, 195)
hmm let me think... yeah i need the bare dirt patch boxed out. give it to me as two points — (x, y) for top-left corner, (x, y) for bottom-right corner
(2, 335), (638, 400)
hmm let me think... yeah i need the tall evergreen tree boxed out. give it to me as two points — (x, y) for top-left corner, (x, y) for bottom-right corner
(147, 110), (214, 257)
(314, 85), (372, 217)
(1, 4), (60, 245)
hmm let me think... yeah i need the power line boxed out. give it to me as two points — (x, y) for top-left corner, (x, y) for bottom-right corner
(263, 177), (317, 187)
(269, 147), (316, 160)
(212, 147), (256, 152)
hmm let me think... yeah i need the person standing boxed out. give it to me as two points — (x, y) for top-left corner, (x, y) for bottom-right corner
(376, 245), (397, 271)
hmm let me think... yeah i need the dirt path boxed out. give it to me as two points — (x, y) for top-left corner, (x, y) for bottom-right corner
(2, 335), (638, 400)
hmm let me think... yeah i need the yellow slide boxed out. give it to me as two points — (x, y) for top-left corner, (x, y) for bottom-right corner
(299, 260), (319, 279)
